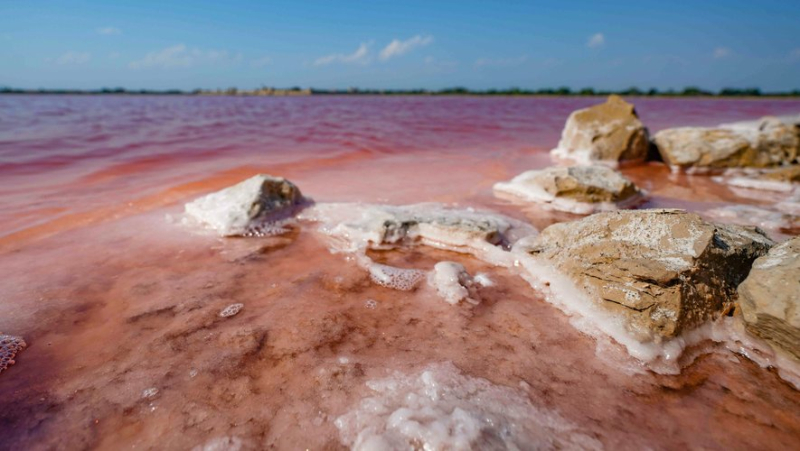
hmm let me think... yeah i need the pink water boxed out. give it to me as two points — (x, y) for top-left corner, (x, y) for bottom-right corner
(1, 95), (799, 450)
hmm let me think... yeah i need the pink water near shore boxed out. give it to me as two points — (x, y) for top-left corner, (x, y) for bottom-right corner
(1, 96), (799, 450)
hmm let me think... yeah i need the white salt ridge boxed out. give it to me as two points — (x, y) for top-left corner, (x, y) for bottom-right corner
(714, 176), (795, 193)
(335, 362), (602, 451)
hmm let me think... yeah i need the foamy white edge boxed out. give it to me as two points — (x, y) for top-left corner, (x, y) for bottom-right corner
(712, 175), (795, 193)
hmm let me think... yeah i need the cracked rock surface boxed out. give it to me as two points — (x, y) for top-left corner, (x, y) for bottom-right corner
(515, 209), (774, 341)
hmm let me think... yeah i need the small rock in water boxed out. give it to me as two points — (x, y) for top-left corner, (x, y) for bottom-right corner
(184, 174), (306, 236)
(219, 303), (244, 318)
(550, 95), (650, 165)
(493, 165), (645, 214)
(0, 333), (26, 374)
(738, 236), (800, 361)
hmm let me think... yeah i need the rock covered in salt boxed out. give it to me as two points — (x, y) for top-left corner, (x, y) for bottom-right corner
(428, 261), (484, 305)
(219, 303), (244, 318)
(493, 165), (645, 214)
(184, 174), (306, 236)
(513, 209), (773, 345)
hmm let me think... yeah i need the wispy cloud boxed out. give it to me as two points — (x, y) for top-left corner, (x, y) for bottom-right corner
(587, 33), (605, 49)
(314, 42), (370, 66)
(129, 44), (240, 69)
(379, 35), (433, 61)
(56, 51), (91, 65)
(474, 55), (528, 67)
(713, 47), (732, 59)
(251, 56), (272, 67)
(96, 26), (122, 35)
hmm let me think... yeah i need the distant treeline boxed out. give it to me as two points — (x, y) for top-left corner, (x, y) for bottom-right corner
(2, 86), (799, 97)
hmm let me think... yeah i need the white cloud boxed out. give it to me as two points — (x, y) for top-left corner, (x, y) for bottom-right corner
(56, 51), (91, 65)
(380, 35), (433, 61)
(713, 47), (732, 59)
(314, 42), (370, 66)
(587, 33), (605, 49)
(474, 55), (528, 67)
(129, 44), (239, 69)
(251, 56), (272, 67)
(97, 27), (122, 35)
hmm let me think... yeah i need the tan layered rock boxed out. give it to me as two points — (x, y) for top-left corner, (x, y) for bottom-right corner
(654, 117), (800, 172)
(493, 165), (645, 214)
(185, 174), (306, 236)
(738, 236), (800, 361)
(515, 209), (773, 341)
(550, 95), (650, 165)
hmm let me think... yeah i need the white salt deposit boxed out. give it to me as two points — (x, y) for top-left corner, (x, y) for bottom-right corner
(0, 333), (26, 374)
(219, 303), (244, 318)
(191, 436), (245, 451)
(428, 262), (481, 305)
(335, 362), (602, 450)
(705, 205), (797, 232)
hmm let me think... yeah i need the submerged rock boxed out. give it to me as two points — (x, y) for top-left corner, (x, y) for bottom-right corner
(654, 117), (800, 172)
(738, 236), (800, 361)
(514, 209), (773, 342)
(550, 95), (650, 165)
(185, 174), (306, 236)
(493, 165), (645, 214)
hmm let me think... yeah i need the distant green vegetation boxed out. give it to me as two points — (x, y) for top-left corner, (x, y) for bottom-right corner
(1, 85), (799, 97)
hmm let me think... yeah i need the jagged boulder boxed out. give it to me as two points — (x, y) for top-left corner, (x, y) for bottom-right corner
(550, 95), (650, 165)
(738, 236), (800, 361)
(654, 117), (799, 172)
(184, 174), (305, 236)
(493, 165), (645, 214)
(515, 209), (773, 341)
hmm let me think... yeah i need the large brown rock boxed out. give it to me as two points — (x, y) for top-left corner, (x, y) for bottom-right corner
(493, 165), (644, 214)
(515, 209), (773, 341)
(550, 95), (650, 165)
(738, 236), (800, 361)
(654, 117), (799, 171)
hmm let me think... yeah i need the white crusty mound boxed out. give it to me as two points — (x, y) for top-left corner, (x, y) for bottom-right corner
(335, 362), (601, 451)
(184, 174), (306, 236)
(493, 165), (645, 214)
(427, 261), (488, 305)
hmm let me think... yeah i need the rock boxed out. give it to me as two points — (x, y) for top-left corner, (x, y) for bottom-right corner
(493, 165), (645, 214)
(184, 174), (305, 236)
(514, 209), (773, 341)
(550, 95), (650, 165)
(738, 237), (800, 361)
(654, 117), (800, 172)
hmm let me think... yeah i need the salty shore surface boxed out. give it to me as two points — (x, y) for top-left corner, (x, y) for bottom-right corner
(1, 96), (799, 450)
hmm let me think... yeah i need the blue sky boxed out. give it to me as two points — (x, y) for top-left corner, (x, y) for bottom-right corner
(2, 0), (799, 91)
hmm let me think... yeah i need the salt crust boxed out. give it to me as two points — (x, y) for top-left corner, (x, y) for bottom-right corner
(493, 169), (645, 215)
(0, 333), (26, 374)
(705, 205), (797, 232)
(335, 362), (602, 451)
(428, 262), (490, 305)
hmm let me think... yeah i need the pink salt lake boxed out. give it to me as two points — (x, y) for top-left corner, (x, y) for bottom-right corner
(1, 95), (799, 450)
